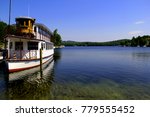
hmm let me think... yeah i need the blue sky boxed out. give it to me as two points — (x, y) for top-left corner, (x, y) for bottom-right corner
(0, 0), (150, 42)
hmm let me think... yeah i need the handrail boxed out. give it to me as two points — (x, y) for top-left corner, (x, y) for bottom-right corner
(9, 50), (37, 60)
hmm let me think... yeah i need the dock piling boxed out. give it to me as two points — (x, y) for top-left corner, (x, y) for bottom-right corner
(40, 48), (42, 67)
(40, 48), (43, 78)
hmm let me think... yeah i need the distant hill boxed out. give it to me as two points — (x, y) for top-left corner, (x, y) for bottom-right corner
(62, 39), (131, 46)
(62, 35), (150, 47)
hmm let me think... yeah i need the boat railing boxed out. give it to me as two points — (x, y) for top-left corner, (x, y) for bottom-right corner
(9, 50), (38, 60)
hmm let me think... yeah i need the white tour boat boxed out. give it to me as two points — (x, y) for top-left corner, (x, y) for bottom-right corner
(6, 17), (54, 73)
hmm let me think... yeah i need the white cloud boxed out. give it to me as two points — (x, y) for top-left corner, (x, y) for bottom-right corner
(135, 21), (144, 24)
(128, 31), (143, 35)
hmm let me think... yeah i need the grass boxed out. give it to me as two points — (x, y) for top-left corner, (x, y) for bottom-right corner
(49, 79), (150, 100)
(7, 76), (150, 100)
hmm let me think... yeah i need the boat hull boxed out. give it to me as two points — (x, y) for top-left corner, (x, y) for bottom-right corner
(9, 58), (54, 81)
(8, 55), (53, 73)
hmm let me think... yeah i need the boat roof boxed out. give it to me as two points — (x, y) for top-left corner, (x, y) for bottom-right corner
(34, 23), (53, 35)
(15, 16), (35, 21)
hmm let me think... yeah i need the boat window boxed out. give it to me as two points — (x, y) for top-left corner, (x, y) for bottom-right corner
(46, 42), (53, 50)
(15, 42), (23, 50)
(43, 43), (46, 49)
(34, 27), (36, 32)
(41, 43), (44, 50)
(38, 28), (42, 34)
(28, 42), (38, 50)
(20, 21), (24, 26)
(26, 20), (28, 26)
(46, 43), (49, 50)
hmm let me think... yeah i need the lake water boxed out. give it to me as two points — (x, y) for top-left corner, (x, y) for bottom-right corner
(1, 46), (150, 99)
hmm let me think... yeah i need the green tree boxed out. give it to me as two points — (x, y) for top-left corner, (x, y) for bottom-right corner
(131, 35), (150, 47)
(0, 21), (7, 43)
(8, 25), (16, 35)
(52, 29), (62, 46)
(0, 21), (17, 48)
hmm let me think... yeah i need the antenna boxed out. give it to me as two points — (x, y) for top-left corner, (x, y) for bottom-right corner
(8, 0), (11, 26)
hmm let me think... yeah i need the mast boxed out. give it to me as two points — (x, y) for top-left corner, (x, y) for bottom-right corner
(8, 0), (12, 27)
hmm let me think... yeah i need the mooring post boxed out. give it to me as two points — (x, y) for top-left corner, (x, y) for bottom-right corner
(40, 48), (43, 78)
(40, 48), (42, 71)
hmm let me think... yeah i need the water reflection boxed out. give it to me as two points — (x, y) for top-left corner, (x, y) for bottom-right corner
(8, 60), (54, 100)
(132, 52), (150, 61)
(0, 61), (9, 99)
(54, 48), (62, 63)
(1, 47), (150, 100)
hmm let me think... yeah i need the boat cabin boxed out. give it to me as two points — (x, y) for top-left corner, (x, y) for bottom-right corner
(6, 17), (53, 60)
(16, 17), (35, 37)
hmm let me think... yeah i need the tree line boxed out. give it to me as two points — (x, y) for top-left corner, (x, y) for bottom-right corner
(62, 36), (150, 47)
(131, 36), (150, 47)
(62, 39), (130, 46)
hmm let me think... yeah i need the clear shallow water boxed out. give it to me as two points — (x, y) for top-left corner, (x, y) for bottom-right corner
(1, 46), (150, 99)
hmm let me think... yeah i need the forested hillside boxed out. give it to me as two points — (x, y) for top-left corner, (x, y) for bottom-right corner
(62, 35), (150, 47)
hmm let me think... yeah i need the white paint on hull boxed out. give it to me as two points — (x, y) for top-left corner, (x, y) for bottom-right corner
(8, 54), (53, 72)
(9, 58), (54, 81)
